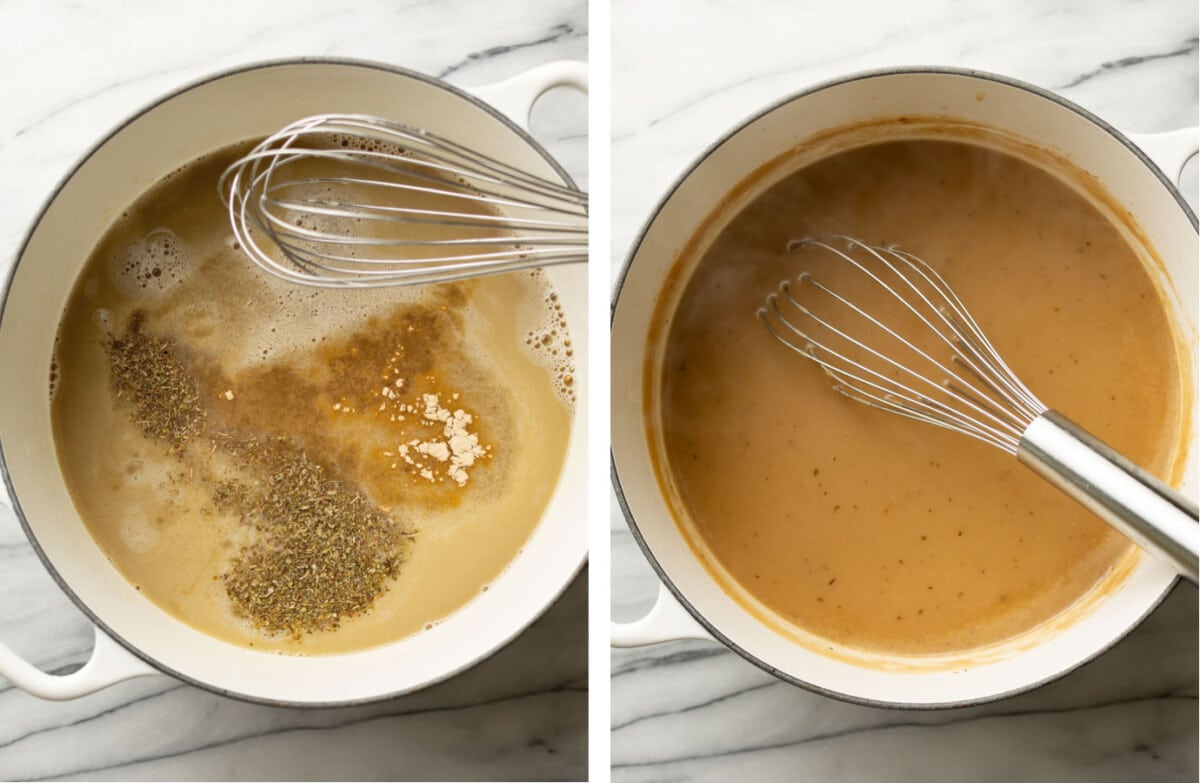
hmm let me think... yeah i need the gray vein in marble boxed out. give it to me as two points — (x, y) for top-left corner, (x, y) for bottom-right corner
(16, 62), (215, 138)
(0, 683), (185, 754)
(38, 684), (586, 782)
(437, 22), (582, 79)
(644, 68), (788, 130)
(314, 0), (432, 55)
(1059, 37), (1199, 89)
(11, 1), (570, 140)
(612, 690), (1197, 769)
(631, 33), (1200, 139)
(612, 681), (777, 731)
(611, 646), (728, 676)
(618, 4), (989, 134)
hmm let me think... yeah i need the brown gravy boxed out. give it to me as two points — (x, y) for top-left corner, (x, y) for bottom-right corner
(655, 137), (1185, 655)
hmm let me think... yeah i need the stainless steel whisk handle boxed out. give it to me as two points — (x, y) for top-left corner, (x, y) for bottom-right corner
(1018, 410), (1199, 583)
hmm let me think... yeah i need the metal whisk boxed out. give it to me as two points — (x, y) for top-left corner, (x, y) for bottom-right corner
(758, 236), (1199, 581)
(219, 113), (587, 287)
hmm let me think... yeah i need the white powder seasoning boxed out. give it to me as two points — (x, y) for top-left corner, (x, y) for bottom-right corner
(393, 392), (489, 487)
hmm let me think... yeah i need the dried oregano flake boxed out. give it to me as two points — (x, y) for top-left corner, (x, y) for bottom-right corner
(216, 435), (413, 638)
(103, 310), (205, 449)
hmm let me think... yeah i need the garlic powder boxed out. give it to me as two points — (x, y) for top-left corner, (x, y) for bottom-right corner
(391, 392), (489, 487)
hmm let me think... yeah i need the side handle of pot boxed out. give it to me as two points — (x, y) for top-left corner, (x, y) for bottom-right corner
(611, 581), (715, 647)
(468, 60), (587, 131)
(0, 499), (159, 700)
(1127, 127), (1199, 185)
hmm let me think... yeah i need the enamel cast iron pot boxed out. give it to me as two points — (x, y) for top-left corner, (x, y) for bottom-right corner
(610, 67), (1198, 708)
(0, 58), (587, 705)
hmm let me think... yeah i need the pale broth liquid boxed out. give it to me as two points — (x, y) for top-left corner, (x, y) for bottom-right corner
(52, 143), (575, 654)
(657, 138), (1185, 655)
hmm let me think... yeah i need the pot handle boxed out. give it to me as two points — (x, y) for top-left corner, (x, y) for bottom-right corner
(467, 60), (588, 131)
(611, 580), (715, 647)
(1127, 127), (1199, 185)
(0, 499), (160, 700)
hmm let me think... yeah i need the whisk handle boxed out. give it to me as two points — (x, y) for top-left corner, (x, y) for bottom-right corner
(1018, 410), (1199, 583)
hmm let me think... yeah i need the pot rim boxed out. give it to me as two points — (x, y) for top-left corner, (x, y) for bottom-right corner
(610, 64), (1194, 710)
(0, 55), (581, 708)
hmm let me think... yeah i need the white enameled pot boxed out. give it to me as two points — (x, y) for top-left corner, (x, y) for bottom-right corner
(0, 58), (587, 705)
(610, 67), (1198, 709)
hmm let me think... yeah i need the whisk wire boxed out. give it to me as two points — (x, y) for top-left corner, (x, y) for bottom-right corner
(816, 240), (1020, 407)
(220, 113), (587, 288)
(787, 241), (1032, 440)
(762, 288), (1023, 452)
(887, 246), (1045, 418)
(253, 148), (585, 215)
(843, 238), (1041, 420)
(779, 282), (1021, 441)
(264, 178), (587, 230)
(324, 116), (584, 203)
(245, 118), (587, 211)
(829, 375), (1021, 453)
(840, 238), (1044, 419)
(759, 236), (1199, 581)
(759, 237), (1049, 455)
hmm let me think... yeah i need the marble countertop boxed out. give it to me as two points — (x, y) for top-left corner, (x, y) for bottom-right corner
(0, 1), (587, 781)
(610, 0), (1198, 781)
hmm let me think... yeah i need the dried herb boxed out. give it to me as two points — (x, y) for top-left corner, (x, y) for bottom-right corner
(104, 310), (204, 449)
(217, 435), (412, 638)
(103, 309), (415, 639)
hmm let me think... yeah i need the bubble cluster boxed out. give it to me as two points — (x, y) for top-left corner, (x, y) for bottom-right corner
(110, 228), (195, 300)
(112, 455), (188, 554)
(320, 132), (472, 189)
(48, 355), (59, 401)
(119, 514), (161, 554)
(326, 132), (411, 159)
(92, 307), (113, 333)
(522, 273), (576, 407)
(193, 238), (430, 373)
(284, 183), (361, 246)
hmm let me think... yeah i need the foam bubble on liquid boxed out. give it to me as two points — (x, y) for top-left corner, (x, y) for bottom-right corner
(286, 182), (362, 244)
(104, 134), (568, 391)
(181, 239), (431, 372)
(110, 228), (197, 301)
(48, 334), (61, 402)
(521, 270), (577, 409)
(186, 163), (488, 372)
(326, 132), (411, 160)
(118, 514), (161, 554)
(92, 307), (113, 333)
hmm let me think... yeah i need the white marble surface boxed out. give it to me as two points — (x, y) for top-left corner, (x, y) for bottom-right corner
(611, 0), (1198, 781)
(0, 1), (587, 780)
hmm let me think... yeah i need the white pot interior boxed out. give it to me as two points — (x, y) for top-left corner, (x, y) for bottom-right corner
(612, 69), (1196, 707)
(0, 60), (587, 704)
